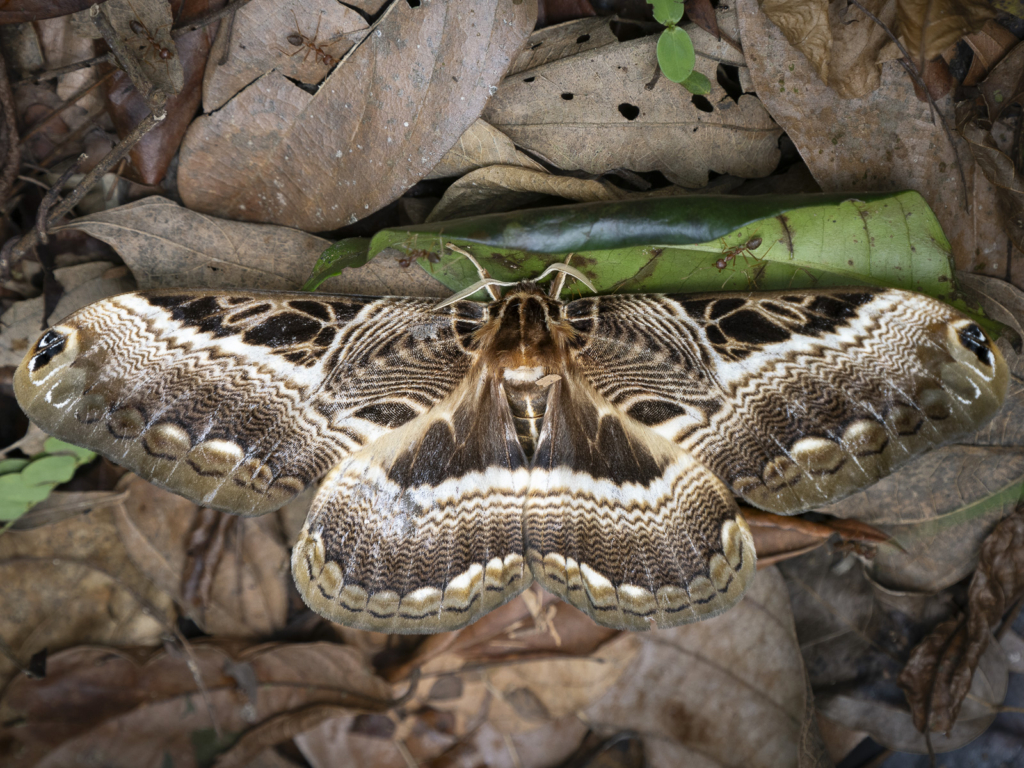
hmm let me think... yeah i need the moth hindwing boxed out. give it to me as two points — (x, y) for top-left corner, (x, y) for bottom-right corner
(15, 285), (1007, 632)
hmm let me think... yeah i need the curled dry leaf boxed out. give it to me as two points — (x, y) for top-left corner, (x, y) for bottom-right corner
(0, 504), (174, 692)
(978, 39), (1024, 122)
(202, 0), (368, 112)
(507, 16), (621, 75)
(112, 475), (290, 638)
(0, 261), (136, 368)
(178, 0), (536, 230)
(0, 642), (394, 768)
(55, 197), (449, 296)
(896, 0), (995, 62)
(737, 0), (1009, 278)
(956, 271), (1024, 343)
(425, 119), (545, 181)
(426, 165), (627, 222)
(484, 29), (780, 188)
(582, 567), (830, 767)
(898, 507), (1024, 735)
(759, 0), (833, 84)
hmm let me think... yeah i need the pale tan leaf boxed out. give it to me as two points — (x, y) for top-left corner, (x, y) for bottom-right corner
(827, 0), (900, 99)
(508, 16), (621, 75)
(760, 0), (833, 84)
(483, 35), (781, 188)
(202, 0), (368, 112)
(426, 119), (545, 181)
(178, 0), (536, 231)
(426, 165), (626, 222)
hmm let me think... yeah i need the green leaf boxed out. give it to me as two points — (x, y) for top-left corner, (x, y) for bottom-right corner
(656, 27), (696, 84)
(681, 70), (712, 95)
(43, 437), (96, 465)
(0, 497), (34, 522)
(649, 0), (685, 25)
(302, 237), (371, 292)
(0, 458), (30, 475)
(21, 454), (78, 486)
(0, 473), (57, 505)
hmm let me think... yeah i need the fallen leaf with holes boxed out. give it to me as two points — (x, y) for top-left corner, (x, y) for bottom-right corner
(0, 504), (174, 693)
(899, 507), (1024, 734)
(507, 16), (620, 75)
(780, 547), (1008, 754)
(201, 0), (367, 112)
(0, 261), (136, 368)
(426, 165), (626, 222)
(0, 642), (394, 768)
(737, 0), (1013, 282)
(111, 475), (289, 637)
(55, 197), (449, 296)
(178, 0), (535, 230)
(484, 20), (779, 188)
(425, 119), (545, 180)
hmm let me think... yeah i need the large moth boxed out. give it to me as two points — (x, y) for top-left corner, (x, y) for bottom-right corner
(14, 267), (1008, 633)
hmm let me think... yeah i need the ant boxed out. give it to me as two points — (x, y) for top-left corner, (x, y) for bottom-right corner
(277, 11), (339, 67)
(129, 18), (174, 63)
(715, 235), (775, 271)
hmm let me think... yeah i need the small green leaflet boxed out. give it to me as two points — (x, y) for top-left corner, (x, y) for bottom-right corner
(649, 0), (685, 26)
(0, 438), (97, 525)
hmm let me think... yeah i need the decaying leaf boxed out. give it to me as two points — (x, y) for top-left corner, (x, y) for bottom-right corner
(484, 29), (780, 188)
(759, 0), (833, 84)
(178, 0), (536, 230)
(54, 197), (449, 296)
(899, 507), (1024, 735)
(507, 16), (621, 75)
(959, 113), (1024, 257)
(0, 642), (394, 768)
(425, 165), (627, 222)
(957, 271), (1024, 343)
(978, 39), (1024, 122)
(112, 475), (290, 637)
(896, 0), (995, 62)
(425, 119), (546, 180)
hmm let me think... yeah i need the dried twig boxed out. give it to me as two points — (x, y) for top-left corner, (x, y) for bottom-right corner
(0, 53), (20, 210)
(19, 69), (116, 145)
(17, 52), (116, 85)
(172, 0), (256, 39)
(35, 155), (85, 245)
(92, 3), (167, 111)
(847, 0), (969, 211)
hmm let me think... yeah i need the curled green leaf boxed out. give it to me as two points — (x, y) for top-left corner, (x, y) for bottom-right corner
(682, 70), (712, 95)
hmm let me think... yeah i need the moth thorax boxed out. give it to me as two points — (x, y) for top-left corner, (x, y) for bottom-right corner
(502, 366), (555, 461)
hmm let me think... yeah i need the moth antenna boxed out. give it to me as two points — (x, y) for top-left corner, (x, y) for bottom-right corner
(548, 254), (571, 298)
(434, 277), (518, 309)
(537, 261), (596, 295)
(445, 243), (500, 301)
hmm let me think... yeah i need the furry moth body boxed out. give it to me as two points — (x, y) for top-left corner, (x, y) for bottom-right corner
(15, 284), (1007, 632)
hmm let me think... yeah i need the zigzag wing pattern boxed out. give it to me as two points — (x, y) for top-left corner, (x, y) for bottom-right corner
(565, 289), (1008, 514)
(14, 290), (482, 514)
(293, 370), (532, 633)
(524, 373), (755, 630)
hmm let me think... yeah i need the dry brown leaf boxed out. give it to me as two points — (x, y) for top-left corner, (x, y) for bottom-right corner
(961, 18), (1020, 87)
(960, 112), (1024, 258)
(112, 475), (290, 637)
(581, 567), (829, 767)
(737, 0), (1010, 282)
(898, 507), (1024, 734)
(55, 197), (450, 297)
(827, 0), (900, 99)
(0, 261), (136, 367)
(779, 547), (1007, 753)
(202, 0), (368, 112)
(0, 642), (394, 768)
(425, 119), (546, 181)
(537, 0), (596, 28)
(0, 505), (175, 692)
(760, 0), (833, 84)
(508, 16), (621, 75)
(178, 0), (536, 231)
(979, 39), (1024, 121)
(426, 165), (627, 222)
(484, 34), (780, 188)
(896, 0), (996, 62)
(957, 271), (1024, 343)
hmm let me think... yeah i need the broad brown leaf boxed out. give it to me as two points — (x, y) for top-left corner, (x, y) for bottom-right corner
(177, 0), (536, 231)
(896, 0), (995, 61)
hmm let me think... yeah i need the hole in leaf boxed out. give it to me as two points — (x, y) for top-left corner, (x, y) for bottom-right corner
(618, 103), (640, 120)
(406, 0), (421, 6)
(691, 95), (713, 113)
(523, 76), (535, 83)
(561, 92), (574, 100)
(576, 34), (591, 44)
(716, 64), (742, 101)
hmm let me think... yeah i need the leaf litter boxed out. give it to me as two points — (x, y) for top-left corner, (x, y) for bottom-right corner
(2, 0), (1024, 765)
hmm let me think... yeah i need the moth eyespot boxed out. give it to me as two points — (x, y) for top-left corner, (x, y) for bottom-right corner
(28, 330), (67, 372)
(958, 323), (993, 367)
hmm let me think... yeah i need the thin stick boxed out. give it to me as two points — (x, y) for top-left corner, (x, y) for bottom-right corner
(171, 0), (256, 39)
(35, 155), (85, 245)
(19, 69), (116, 144)
(18, 53), (116, 84)
(93, 3), (166, 110)
(0, 54), (21, 209)
(847, 0), (968, 211)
